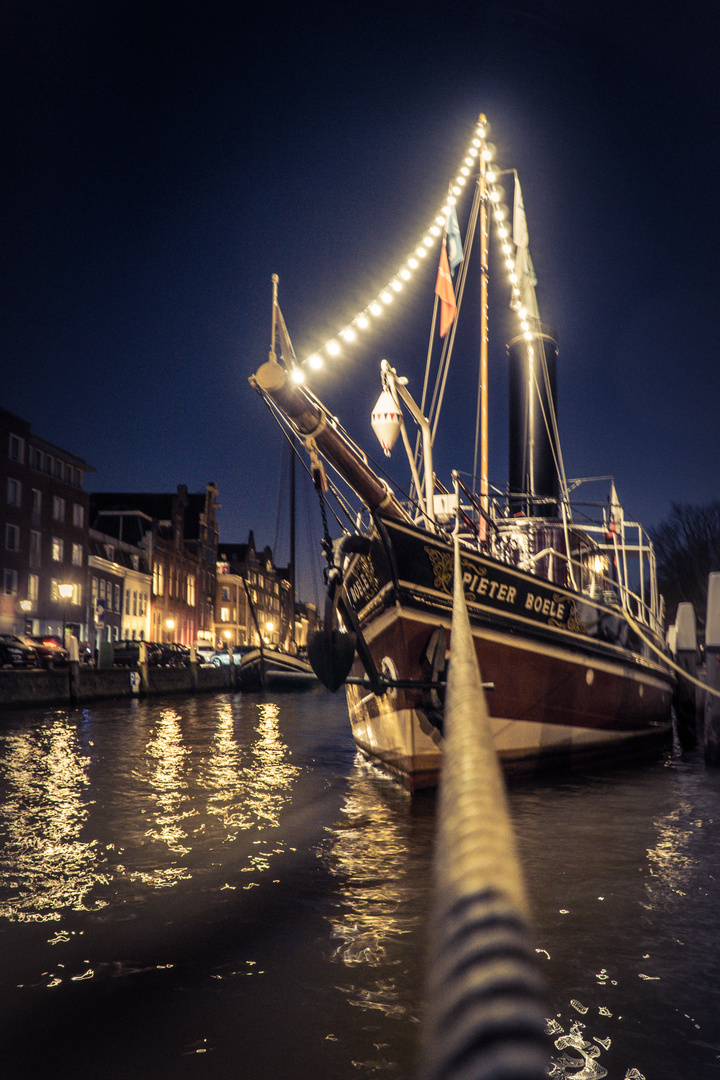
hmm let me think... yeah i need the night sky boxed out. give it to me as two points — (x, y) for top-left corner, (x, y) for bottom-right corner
(4, 1), (720, 603)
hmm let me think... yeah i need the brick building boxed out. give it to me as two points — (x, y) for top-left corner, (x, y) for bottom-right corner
(91, 484), (219, 646)
(1, 408), (94, 639)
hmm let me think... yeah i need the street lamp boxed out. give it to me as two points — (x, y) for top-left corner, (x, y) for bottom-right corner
(165, 618), (175, 642)
(58, 583), (73, 641)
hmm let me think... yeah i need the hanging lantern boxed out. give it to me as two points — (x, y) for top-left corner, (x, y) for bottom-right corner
(371, 389), (402, 457)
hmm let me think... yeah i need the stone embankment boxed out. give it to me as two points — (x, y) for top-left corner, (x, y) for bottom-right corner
(0, 662), (235, 710)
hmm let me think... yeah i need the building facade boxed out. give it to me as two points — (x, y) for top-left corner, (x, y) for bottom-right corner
(214, 533), (295, 651)
(91, 484), (219, 646)
(88, 530), (152, 649)
(1, 408), (94, 639)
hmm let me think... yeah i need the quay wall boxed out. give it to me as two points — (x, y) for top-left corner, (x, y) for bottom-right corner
(0, 663), (234, 711)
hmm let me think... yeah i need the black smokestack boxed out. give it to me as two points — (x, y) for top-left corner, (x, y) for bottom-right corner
(507, 327), (560, 517)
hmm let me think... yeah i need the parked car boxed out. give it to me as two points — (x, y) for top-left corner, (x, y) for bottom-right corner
(210, 647), (251, 667)
(112, 640), (191, 668)
(112, 640), (161, 667)
(20, 634), (70, 669)
(0, 634), (40, 669)
(192, 643), (216, 664)
(159, 643), (192, 667)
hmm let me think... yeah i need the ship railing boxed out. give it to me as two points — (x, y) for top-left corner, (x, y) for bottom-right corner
(421, 524), (549, 1080)
(446, 482), (664, 641)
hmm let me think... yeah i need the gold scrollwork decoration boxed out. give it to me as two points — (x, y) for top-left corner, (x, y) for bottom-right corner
(425, 546), (454, 594)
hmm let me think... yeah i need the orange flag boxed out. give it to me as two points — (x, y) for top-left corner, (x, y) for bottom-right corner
(435, 242), (457, 337)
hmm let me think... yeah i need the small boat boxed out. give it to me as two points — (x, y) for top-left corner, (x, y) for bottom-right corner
(236, 645), (317, 691)
(250, 114), (674, 789)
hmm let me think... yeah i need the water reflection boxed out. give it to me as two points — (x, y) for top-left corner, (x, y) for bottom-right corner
(143, 707), (194, 856)
(644, 799), (699, 911)
(321, 755), (430, 1028)
(0, 719), (103, 922)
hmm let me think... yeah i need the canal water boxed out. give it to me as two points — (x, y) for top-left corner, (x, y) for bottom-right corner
(0, 690), (719, 1079)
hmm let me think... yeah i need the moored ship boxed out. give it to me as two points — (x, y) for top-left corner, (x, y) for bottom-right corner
(250, 114), (674, 789)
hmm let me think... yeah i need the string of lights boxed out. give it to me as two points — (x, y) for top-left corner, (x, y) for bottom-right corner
(290, 117), (537, 382)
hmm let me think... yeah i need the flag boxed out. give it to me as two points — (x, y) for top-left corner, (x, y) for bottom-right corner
(274, 301), (297, 367)
(446, 204), (463, 274)
(435, 242), (457, 337)
(513, 176), (529, 249)
(609, 482), (624, 538)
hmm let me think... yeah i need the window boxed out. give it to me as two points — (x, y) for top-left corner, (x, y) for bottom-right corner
(125, 589), (130, 614)
(99, 579), (106, 600)
(53, 496), (65, 522)
(92, 576), (98, 599)
(45, 455), (53, 475)
(4, 569), (18, 595)
(220, 607), (230, 622)
(29, 530), (41, 567)
(222, 586), (230, 601)
(72, 543), (83, 566)
(187, 575), (195, 606)
(73, 503), (84, 527)
(54, 459), (62, 479)
(28, 573), (38, 603)
(51, 537), (64, 562)
(105, 544), (114, 561)
(5, 523), (19, 551)
(7, 478), (21, 506)
(133, 590), (138, 615)
(31, 489), (41, 518)
(153, 562), (164, 596)
(114, 584), (121, 611)
(65, 464), (72, 483)
(32, 448), (42, 470)
(8, 435), (24, 463)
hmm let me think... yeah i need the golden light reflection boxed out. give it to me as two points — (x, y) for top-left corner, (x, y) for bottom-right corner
(643, 800), (700, 911)
(0, 720), (104, 922)
(322, 756), (426, 1021)
(220, 702), (299, 833)
(132, 708), (194, 876)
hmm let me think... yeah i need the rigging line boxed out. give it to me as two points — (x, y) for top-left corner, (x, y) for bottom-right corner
(536, 343), (570, 505)
(430, 171), (482, 445)
(530, 366), (565, 504)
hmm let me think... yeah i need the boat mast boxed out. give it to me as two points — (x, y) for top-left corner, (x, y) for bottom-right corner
(478, 115), (490, 531)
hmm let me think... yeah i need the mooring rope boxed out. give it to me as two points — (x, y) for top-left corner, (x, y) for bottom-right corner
(420, 534), (549, 1080)
(621, 607), (720, 700)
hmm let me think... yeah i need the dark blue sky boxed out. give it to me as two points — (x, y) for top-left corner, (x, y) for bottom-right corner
(3, 1), (719, 602)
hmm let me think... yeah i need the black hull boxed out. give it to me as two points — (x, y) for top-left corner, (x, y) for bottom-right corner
(342, 518), (674, 790)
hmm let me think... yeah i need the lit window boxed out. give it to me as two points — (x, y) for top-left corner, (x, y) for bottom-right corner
(72, 543), (83, 566)
(220, 607), (230, 622)
(51, 537), (64, 562)
(28, 573), (38, 602)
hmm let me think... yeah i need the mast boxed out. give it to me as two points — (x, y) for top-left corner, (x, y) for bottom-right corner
(478, 115), (490, 533)
(289, 436), (296, 648)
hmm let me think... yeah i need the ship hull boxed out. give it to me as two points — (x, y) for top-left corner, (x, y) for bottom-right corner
(237, 647), (317, 691)
(343, 519), (674, 790)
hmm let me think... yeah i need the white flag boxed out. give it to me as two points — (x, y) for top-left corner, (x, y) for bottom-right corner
(513, 176), (529, 249)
